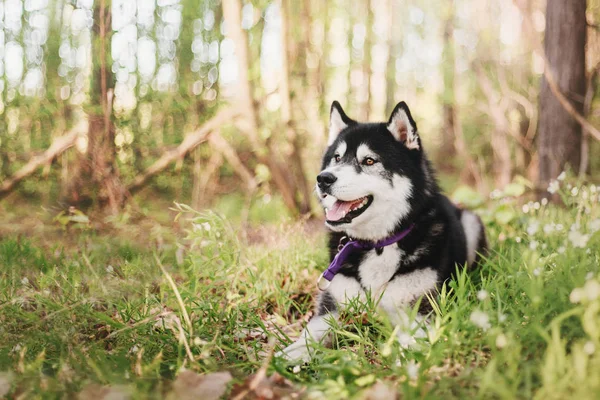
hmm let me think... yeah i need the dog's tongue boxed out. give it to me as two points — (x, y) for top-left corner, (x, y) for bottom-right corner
(326, 200), (355, 221)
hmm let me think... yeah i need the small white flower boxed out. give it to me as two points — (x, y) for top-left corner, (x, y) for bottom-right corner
(589, 219), (600, 233)
(568, 230), (590, 248)
(21, 277), (29, 285)
(533, 202), (541, 210)
(557, 246), (566, 254)
(557, 171), (566, 181)
(570, 288), (584, 303)
(541, 198), (549, 206)
(586, 272), (594, 281)
(397, 331), (416, 349)
(292, 365), (301, 374)
(498, 313), (507, 323)
(406, 360), (419, 380)
(477, 290), (489, 301)
(584, 280), (600, 301)
(583, 341), (596, 355)
(470, 310), (491, 331)
(496, 333), (508, 349)
(515, 236), (522, 243)
(547, 180), (559, 194)
(527, 221), (539, 235)
(571, 187), (579, 196)
(533, 268), (541, 277)
(201, 222), (211, 231)
(529, 240), (539, 250)
(522, 204), (530, 213)
(129, 345), (139, 354)
(106, 265), (114, 273)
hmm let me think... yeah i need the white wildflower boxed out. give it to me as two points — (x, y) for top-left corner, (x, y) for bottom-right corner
(529, 240), (538, 250)
(496, 333), (508, 349)
(541, 198), (549, 206)
(470, 310), (491, 331)
(21, 277), (29, 286)
(584, 280), (600, 301)
(129, 345), (139, 354)
(571, 187), (579, 197)
(522, 204), (530, 213)
(557, 171), (566, 181)
(406, 360), (419, 381)
(397, 331), (416, 349)
(106, 265), (114, 274)
(498, 313), (507, 323)
(568, 230), (590, 248)
(292, 365), (301, 374)
(586, 272), (594, 281)
(533, 268), (541, 277)
(515, 236), (522, 243)
(547, 180), (559, 194)
(589, 219), (600, 233)
(534, 202), (540, 210)
(477, 290), (489, 301)
(527, 221), (539, 236)
(570, 288), (584, 303)
(201, 222), (211, 231)
(557, 246), (566, 254)
(583, 341), (596, 355)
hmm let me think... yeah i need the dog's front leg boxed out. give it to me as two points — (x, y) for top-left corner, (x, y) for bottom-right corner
(277, 291), (339, 363)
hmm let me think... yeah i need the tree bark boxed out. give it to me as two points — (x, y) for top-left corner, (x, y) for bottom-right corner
(221, 0), (309, 216)
(538, 0), (587, 186)
(440, 4), (457, 163)
(66, 0), (127, 213)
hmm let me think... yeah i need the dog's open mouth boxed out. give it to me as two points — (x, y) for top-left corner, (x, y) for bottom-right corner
(325, 195), (373, 224)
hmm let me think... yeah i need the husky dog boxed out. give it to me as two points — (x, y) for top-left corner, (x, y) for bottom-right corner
(278, 101), (487, 362)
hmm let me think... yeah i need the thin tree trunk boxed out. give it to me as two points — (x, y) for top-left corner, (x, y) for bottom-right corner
(222, 0), (306, 215)
(440, 4), (457, 164)
(538, 0), (587, 187)
(385, 0), (398, 115)
(66, 0), (126, 213)
(359, 0), (373, 121)
(280, 0), (312, 214)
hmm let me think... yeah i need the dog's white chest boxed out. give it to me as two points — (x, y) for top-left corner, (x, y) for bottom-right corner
(358, 246), (403, 290)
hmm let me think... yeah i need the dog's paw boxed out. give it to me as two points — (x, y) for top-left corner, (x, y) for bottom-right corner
(275, 340), (312, 364)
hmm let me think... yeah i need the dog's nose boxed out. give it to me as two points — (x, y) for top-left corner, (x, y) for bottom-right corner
(317, 172), (337, 189)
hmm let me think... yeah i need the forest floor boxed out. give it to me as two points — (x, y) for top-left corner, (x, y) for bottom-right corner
(1, 180), (600, 399)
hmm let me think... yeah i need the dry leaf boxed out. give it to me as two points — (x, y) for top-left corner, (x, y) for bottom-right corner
(0, 372), (13, 398)
(359, 381), (397, 400)
(230, 372), (304, 399)
(170, 370), (232, 400)
(78, 384), (131, 400)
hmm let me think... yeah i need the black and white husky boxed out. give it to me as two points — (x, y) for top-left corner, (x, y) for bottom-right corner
(278, 101), (487, 362)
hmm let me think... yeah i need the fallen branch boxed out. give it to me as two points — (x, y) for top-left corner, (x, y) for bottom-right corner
(0, 128), (80, 200)
(127, 108), (237, 195)
(209, 130), (257, 191)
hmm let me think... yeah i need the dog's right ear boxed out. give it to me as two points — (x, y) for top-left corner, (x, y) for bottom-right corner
(328, 101), (355, 145)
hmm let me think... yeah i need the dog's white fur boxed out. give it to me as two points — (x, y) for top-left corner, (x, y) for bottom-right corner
(318, 144), (414, 241)
(461, 211), (481, 266)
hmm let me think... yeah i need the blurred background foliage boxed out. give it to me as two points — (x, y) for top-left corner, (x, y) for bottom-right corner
(0, 0), (599, 223)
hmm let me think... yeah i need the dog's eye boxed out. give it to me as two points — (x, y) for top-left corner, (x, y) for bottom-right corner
(363, 157), (376, 166)
(334, 154), (341, 162)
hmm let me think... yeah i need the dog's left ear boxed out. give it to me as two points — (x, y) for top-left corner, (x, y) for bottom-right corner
(387, 102), (420, 150)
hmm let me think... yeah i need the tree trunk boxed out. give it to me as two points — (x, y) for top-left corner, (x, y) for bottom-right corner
(66, 0), (126, 213)
(222, 0), (310, 216)
(439, 3), (457, 166)
(538, 0), (587, 187)
(359, 0), (373, 121)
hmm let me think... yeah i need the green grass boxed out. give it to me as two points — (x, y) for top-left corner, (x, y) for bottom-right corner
(0, 181), (599, 399)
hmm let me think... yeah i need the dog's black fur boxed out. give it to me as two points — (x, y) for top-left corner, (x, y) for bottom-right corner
(318, 101), (487, 315)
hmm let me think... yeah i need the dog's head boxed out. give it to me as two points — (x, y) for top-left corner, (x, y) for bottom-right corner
(317, 101), (432, 241)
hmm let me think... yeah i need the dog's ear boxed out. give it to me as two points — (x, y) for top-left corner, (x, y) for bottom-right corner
(328, 101), (355, 145)
(387, 102), (420, 150)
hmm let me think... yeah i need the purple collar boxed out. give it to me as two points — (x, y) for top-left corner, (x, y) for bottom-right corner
(317, 223), (415, 291)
